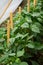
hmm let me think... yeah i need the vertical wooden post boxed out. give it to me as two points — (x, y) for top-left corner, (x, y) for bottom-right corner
(27, 0), (30, 12)
(34, 0), (37, 8)
(7, 20), (10, 44)
(10, 11), (13, 29)
(19, 6), (21, 15)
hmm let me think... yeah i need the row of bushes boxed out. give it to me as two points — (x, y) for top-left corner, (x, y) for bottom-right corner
(0, 0), (43, 65)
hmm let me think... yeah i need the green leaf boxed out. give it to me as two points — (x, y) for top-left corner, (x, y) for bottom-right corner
(17, 49), (24, 57)
(10, 38), (15, 45)
(27, 42), (43, 50)
(22, 10), (28, 15)
(20, 62), (28, 65)
(15, 20), (20, 25)
(31, 24), (40, 33)
(32, 12), (40, 17)
(0, 46), (4, 50)
(12, 27), (18, 33)
(15, 58), (21, 63)
(22, 33), (29, 39)
(15, 33), (23, 39)
(9, 53), (15, 56)
(13, 13), (20, 22)
(26, 43), (35, 49)
(21, 22), (29, 28)
(0, 28), (6, 32)
(31, 61), (39, 65)
(37, 18), (42, 22)
(13, 63), (19, 65)
(34, 22), (41, 28)
(25, 16), (32, 23)
(27, 35), (34, 40)
(0, 55), (8, 62)
(0, 39), (5, 43)
(35, 43), (43, 50)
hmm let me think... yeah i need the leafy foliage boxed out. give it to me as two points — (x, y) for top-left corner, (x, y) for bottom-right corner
(0, 0), (43, 65)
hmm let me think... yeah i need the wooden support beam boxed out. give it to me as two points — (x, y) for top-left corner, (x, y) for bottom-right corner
(27, 0), (30, 12)
(7, 20), (10, 44)
(10, 11), (13, 29)
(19, 6), (21, 15)
(34, 0), (37, 8)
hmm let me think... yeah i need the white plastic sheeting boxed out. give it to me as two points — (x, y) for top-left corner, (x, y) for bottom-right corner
(0, 0), (22, 24)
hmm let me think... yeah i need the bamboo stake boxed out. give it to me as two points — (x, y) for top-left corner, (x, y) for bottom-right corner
(27, 0), (30, 12)
(34, 0), (37, 8)
(10, 11), (13, 29)
(7, 20), (10, 44)
(18, 6), (22, 19)
(19, 6), (21, 15)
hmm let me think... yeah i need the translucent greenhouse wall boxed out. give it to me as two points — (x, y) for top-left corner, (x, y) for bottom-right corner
(0, 0), (22, 24)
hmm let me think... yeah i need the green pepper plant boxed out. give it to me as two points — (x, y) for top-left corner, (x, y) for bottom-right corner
(0, 0), (43, 65)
